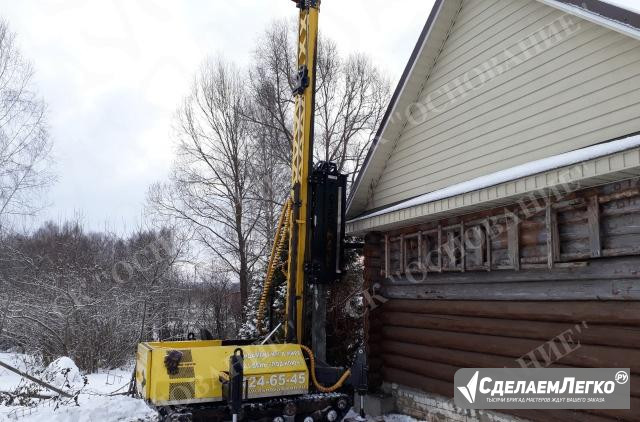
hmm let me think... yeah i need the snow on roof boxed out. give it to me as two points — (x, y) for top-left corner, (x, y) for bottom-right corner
(544, 0), (640, 40)
(348, 134), (640, 223)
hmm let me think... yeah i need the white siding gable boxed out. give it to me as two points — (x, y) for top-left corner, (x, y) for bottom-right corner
(367, 0), (640, 211)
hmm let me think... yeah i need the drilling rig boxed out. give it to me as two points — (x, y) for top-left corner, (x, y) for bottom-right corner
(134, 1), (367, 421)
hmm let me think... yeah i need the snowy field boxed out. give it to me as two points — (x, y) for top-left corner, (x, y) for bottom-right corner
(0, 352), (420, 422)
(0, 352), (155, 422)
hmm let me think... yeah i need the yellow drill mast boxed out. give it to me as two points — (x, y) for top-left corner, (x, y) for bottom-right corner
(285, 0), (320, 344)
(257, 0), (321, 343)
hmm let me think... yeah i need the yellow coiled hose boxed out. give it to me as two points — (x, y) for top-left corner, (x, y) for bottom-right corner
(255, 200), (351, 393)
(300, 345), (351, 393)
(256, 199), (292, 334)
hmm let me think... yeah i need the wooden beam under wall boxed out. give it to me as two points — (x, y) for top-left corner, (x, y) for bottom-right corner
(399, 234), (405, 274)
(437, 225), (443, 272)
(403, 233), (420, 272)
(384, 234), (390, 279)
(598, 188), (640, 204)
(417, 232), (423, 271)
(380, 312), (640, 349)
(460, 222), (465, 272)
(445, 230), (456, 271)
(403, 234), (409, 271)
(422, 232), (430, 272)
(469, 225), (484, 268)
(485, 219), (491, 271)
(381, 278), (640, 301)
(380, 256), (640, 285)
(507, 216), (520, 271)
(546, 204), (560, 269)
(380, 326), (640, 373)
(381, 299), (640, 325)
(587, 195), (602, 258)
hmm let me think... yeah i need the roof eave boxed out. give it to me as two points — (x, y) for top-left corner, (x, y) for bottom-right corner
(542, 0), (640, 40)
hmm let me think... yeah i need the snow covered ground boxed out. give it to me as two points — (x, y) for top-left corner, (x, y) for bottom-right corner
(0, 352), (155, 422)
(0, 352), (421, 422)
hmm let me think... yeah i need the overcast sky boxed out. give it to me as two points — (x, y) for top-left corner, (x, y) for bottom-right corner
(2, 0), (638, 234)
(1, 0), (434, 234)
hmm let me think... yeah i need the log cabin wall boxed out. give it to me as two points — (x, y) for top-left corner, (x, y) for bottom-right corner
(365, 178), (640, 422)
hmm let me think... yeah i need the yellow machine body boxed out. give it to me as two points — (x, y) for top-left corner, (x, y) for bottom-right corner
(136, 341), (309, 406)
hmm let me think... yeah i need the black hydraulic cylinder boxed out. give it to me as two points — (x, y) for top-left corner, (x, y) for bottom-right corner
(308, 161), (347, 285)
(228, 348), (244, 420)
(351, 347), (368, 418)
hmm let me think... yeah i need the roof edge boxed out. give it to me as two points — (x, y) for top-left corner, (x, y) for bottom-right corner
(543, 0), (640, 39)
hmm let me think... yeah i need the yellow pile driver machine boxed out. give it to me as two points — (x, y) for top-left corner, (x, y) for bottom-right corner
(134, 1), (367, 421)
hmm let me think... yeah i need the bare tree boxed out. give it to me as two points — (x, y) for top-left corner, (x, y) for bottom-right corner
(238, 21), (390, 335)
(0, 20), (53, 228)
(249, 20), (297, 168)
(248, 20), (391, 186)
(189, 268), (241, 339)
(247, 93), (290, 264)
(148, 58), (261, 314)
(316, 47), (391, 183)
(0, 221), (200, 371)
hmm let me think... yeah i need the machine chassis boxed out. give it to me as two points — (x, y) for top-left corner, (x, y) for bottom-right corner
(155, 392), (352, 422)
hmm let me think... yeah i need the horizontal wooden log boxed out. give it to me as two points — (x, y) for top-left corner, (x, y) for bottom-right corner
(381, 354), (457, 382)
(377, 343), (640, 398)
(599, 188), (640, 204)
(381, 326), (640, 373)
(381, 256), (640, 285)
(582, 399), (640, 422)
(381, 278), (640, 300)
(380, 300), (640, 325)
(381, 340), (520, 368)
(520, 262), (588, 270)
(380, 312), (640, 348)
(601, 202), (640, 217)
(381, 367), (615, 422)
(381, 367), (451, 398)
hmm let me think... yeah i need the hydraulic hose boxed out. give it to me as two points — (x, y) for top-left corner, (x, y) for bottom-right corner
(300, 344), (351, 393)
(256, 199), (292, 334)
